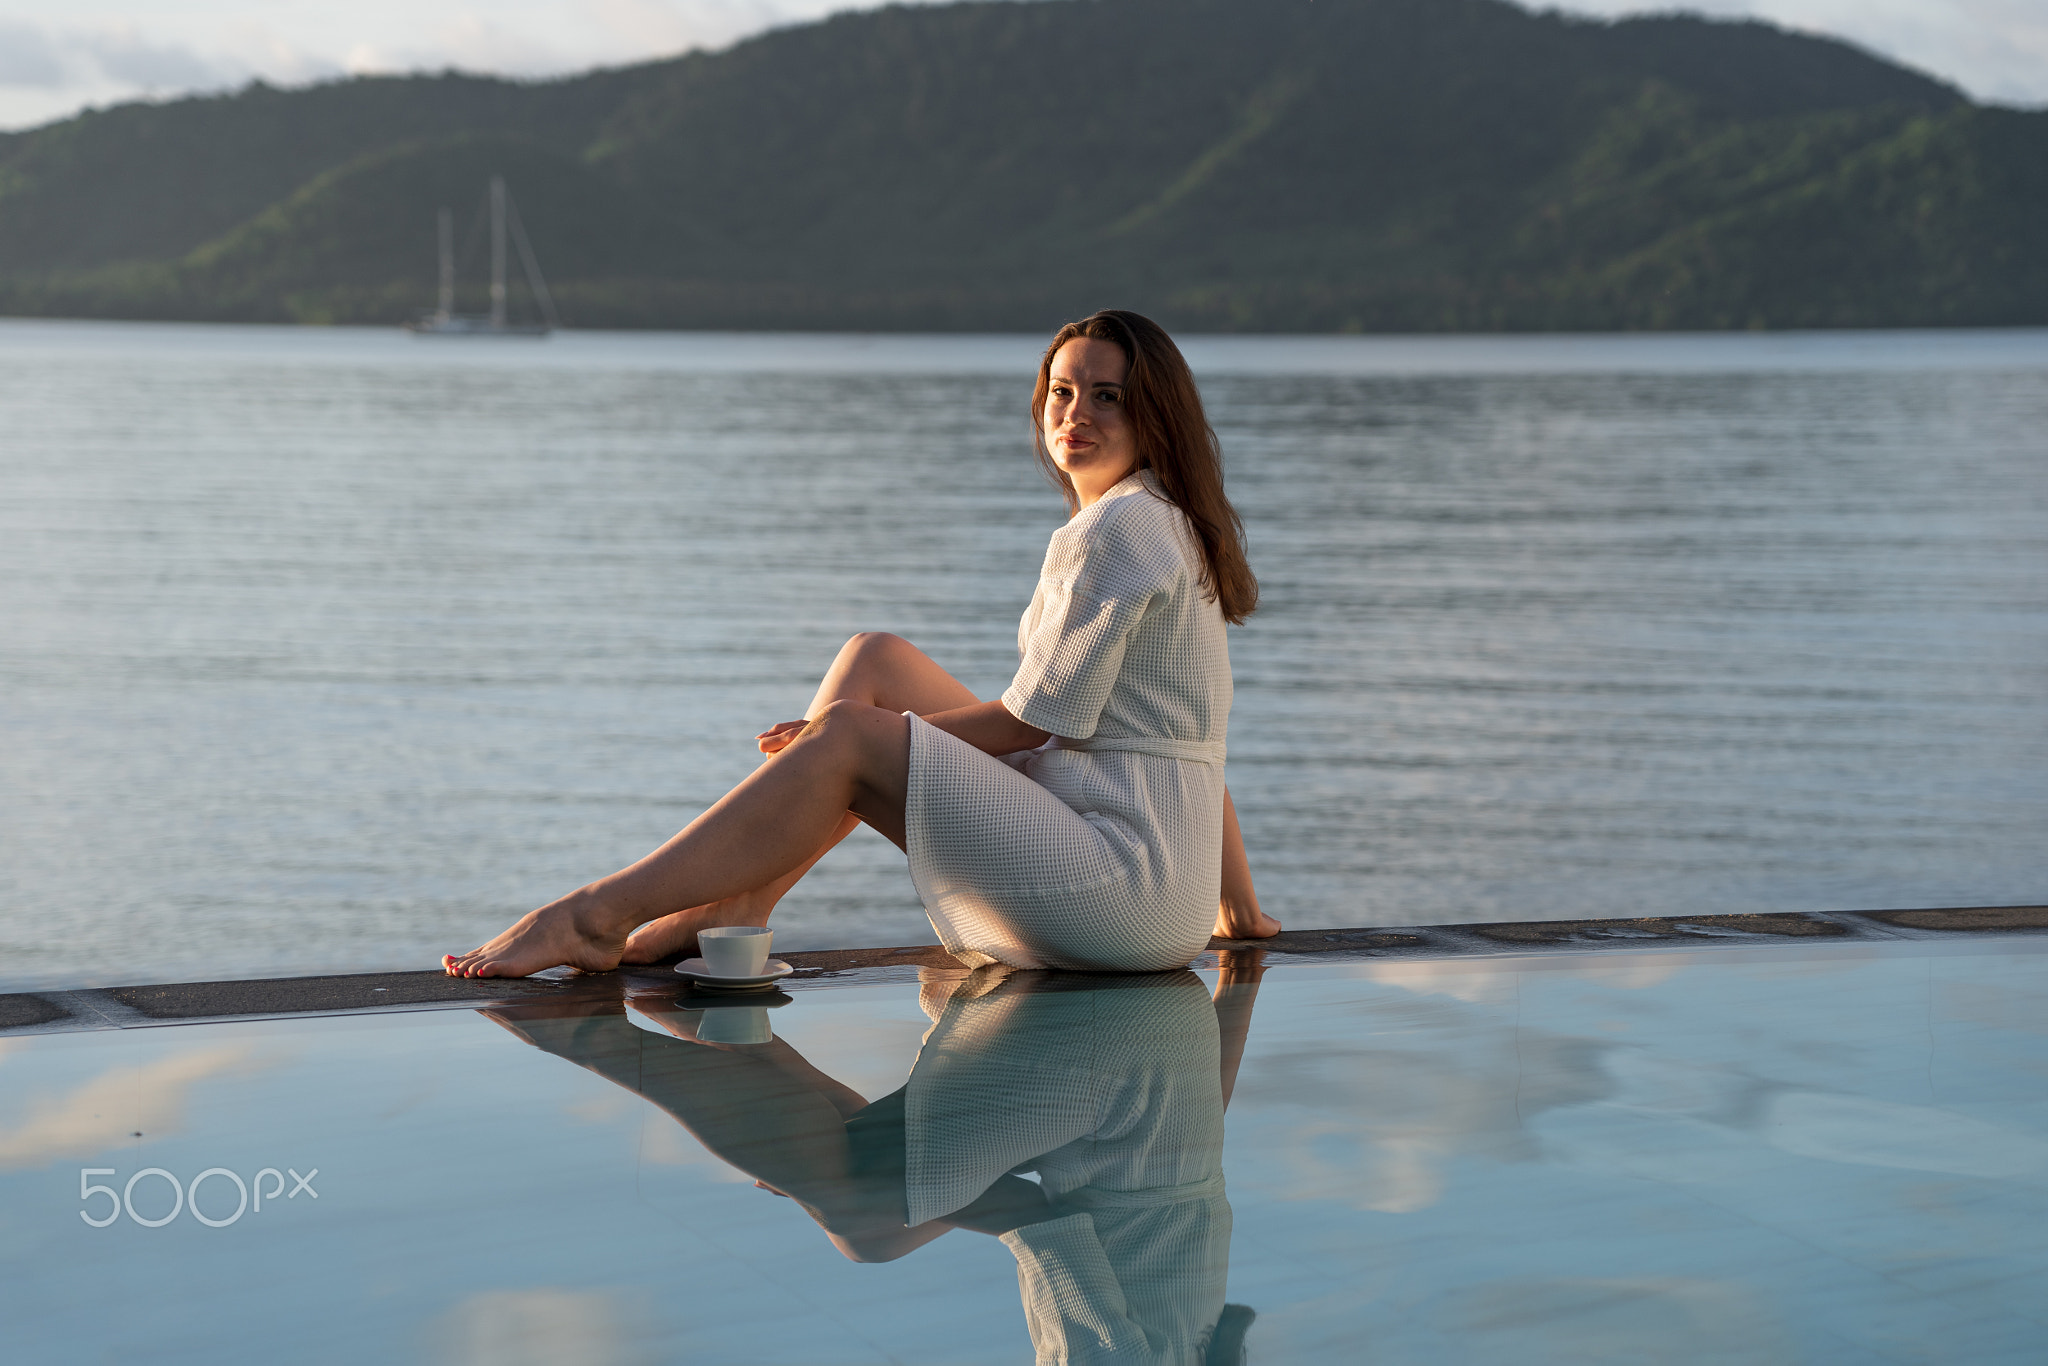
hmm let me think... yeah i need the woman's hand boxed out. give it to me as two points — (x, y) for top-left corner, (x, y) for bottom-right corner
(1214, 902), (1282, 941)
(1215, 946), (1269, 987)
(756, 720), (807, 755)
(766, 702), (1043, 758)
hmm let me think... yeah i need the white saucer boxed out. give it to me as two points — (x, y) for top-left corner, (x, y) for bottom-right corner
(674, 957), (794, 989)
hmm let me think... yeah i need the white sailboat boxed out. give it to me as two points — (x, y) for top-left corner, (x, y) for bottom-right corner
(405, 175), (559, 336)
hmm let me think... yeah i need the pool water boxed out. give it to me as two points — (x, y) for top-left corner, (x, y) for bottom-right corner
(2, 938), (2044, 1363)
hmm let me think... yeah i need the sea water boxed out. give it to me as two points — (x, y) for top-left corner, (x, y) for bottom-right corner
(1, 320), (2044, 988)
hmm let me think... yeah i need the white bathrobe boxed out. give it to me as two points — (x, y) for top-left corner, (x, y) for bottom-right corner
(906, 970), (1233, 1365)
(905, 470), (1230, 973)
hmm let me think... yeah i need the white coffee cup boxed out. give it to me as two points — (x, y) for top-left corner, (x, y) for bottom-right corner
(696, 1005), (773, 1045)
(699, 925), (773, 978)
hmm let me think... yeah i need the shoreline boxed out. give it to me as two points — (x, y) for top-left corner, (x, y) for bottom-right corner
(5, 903), (2042, 1039)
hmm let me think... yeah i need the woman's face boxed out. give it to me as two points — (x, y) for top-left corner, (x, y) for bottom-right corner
(1041, 337), (1139, 507)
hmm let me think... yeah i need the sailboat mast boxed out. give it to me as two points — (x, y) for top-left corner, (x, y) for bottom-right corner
(505, 192), (560, 332)
(489, 175), (507, 330)
(435, 207), (454, 323)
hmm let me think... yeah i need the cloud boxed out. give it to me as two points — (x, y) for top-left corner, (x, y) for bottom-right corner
(79, 24), (235, 91)
(1763, 1091), (2048, 1177)
(0, 20), (242, 96)
(1922, 0), (2048, 104)
(1555, 0), (2048, 105)
(638, 1108), (753, 1178)
(0, 16), (348, 128)
(427, 1287), (656, 1366)
(583, 1), (908, 56)
(1435, 1277), (1794, 1364)
(211, 23), (343, 87)
(4, 0), (2042, 135)
(588, 0), (737, 53)
(335, 2), (874, 78)
(1232, 1031), (1614, 1213)
(0, 2), (919, 112)
(0, 1044), (270, 1169)
(0, 21), (68, 88)
(1356, 953), (1683, 1006)
(342, 16), (576, 79)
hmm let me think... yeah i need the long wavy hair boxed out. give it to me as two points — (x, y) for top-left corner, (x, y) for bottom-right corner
(1031, 309), (1259, 624)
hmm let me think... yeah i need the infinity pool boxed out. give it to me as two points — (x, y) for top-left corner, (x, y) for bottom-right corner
(4, 938), (2044, 1363)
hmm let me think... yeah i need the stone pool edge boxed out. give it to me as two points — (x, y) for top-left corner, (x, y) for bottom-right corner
(3, 903), (2042, 1037)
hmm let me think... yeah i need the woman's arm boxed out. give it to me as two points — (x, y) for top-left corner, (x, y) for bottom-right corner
(1215, 788), (1281, 940)
(1212, 948), (1267, 1111)
(922, 699), (1051, 757)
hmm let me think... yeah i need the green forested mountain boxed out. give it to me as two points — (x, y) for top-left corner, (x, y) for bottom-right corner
(2, 0), (2042, 332)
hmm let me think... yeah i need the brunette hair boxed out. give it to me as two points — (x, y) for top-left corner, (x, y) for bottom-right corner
(1031, 309), (1259, 624)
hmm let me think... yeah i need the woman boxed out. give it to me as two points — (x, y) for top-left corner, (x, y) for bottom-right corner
(479, 955), (1270, 1363)
(444, 309), (1278, 980)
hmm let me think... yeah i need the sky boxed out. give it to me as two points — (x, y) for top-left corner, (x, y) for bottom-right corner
(1, 0), (2043, 133)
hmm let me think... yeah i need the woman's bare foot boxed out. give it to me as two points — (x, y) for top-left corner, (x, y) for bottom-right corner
(618, 907), (710, 964)
(475, 1000), (623, 1046)
(444, 890), (634, 978)
(624, 995), (710, 1044)
(1213, 902), (1282, 941)
(619, 892), (769, 964)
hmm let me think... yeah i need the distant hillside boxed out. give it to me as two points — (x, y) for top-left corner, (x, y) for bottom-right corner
(2, 0), (2043, 332)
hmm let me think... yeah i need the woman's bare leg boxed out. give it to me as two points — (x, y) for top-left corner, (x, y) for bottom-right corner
(803, 631), (982, 719)
(616, 811), (859, 964)
(482, 999), (943, 1259)
(521, 997), (1042, 1260)
(1214, 788), (1282, 941)
(444, 697), (911, 977)
(620, 633), (982, 963)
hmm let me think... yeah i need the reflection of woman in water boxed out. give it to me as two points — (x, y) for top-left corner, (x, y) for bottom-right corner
(483, 955), (1268, 1364)
(446, 309), (1277, 980)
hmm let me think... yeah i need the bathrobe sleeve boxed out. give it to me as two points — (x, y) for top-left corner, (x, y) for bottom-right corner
(1002, 497), (1178, 740)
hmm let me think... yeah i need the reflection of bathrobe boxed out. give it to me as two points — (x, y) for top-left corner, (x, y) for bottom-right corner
(904, 470), (1230, 973)
(907, 970), (1232, 1365)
